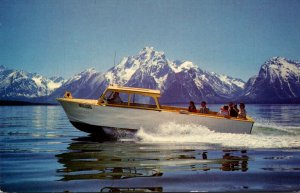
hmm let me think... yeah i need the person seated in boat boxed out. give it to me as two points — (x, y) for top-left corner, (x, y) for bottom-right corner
(234, 104), (239, 113)
(108, 92), (122, 104)
(63, 91), (73, 99)
(188, 101), (197, 112)
(238, 103), (247, 119)
(217, 105), (230, 117)
(228, 102), (238, 117)
(199, 101), (209, 114)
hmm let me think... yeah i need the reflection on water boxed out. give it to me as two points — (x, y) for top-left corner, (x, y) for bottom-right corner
(221, 150), (248, 172)
(56, 136), (249, 183)
(55, 137), (251, 192)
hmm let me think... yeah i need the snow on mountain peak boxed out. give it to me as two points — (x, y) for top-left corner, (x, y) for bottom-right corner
(139, 46), (157, 55)
(82, 68), (96, 74)
(65, 68), (97, 84)
(104, 47), (170, 86)
(175, 61), (198, 72)
(261, 57), (300, 83)
(217, 74), (245, 88)
(265, 57), (300, 67)
(141, 46), (155, 53)
(270, 56), (286, 62)
(76, 68), (97, 78)
(137, 46), (165, 62)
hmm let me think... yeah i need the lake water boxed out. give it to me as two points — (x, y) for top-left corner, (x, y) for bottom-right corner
(1, 104), (300, 192)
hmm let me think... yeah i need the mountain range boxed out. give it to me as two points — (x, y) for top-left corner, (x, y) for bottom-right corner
(1, 47), (300, 104)
(0, 65), (65, 101)
(241, 57), (300, 103)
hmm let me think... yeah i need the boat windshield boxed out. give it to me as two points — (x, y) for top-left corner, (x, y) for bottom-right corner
(99, 89), (160, 110)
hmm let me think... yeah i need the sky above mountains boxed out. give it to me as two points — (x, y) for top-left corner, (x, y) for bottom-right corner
(1, 0), (300, 81)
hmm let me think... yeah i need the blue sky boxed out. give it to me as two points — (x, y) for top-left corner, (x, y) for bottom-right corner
(1, 0), (300, 81)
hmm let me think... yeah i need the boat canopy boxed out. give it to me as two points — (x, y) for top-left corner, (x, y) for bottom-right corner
(104, 84), (161, 98)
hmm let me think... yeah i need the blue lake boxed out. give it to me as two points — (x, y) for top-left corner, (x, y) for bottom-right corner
(1, 104), (300, 192)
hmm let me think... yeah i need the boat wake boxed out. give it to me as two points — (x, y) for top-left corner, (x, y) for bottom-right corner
(135, 121), (300, 149)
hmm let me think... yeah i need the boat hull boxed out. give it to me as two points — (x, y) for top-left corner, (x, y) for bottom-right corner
(69, 121), (136, 139)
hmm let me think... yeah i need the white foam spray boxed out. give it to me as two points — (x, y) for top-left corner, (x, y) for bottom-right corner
(135, 121), (300, 149)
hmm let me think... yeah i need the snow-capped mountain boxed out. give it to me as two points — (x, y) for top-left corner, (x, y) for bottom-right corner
(202, 72), (245, 98)
(47, 68), (104, 101)
(105, 47), (171, 90)
(241, 57), (300, 103)
(100, 47), (245, 103)
(0, 66), (65, 100)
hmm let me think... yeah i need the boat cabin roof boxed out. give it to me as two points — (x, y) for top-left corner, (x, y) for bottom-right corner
(105, 84), (161, 98)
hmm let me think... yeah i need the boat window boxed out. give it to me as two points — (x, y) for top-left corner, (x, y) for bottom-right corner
(105, 91), (128, 104)
(104, 90), (158, 109)
(129, 94), (157, 109)
(119, 92), (129, 103)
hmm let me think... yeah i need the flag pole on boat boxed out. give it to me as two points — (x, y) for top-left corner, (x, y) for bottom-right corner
(111, 51), (117, 86)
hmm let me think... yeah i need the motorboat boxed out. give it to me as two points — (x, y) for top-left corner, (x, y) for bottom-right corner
(58, 84), (254, 138)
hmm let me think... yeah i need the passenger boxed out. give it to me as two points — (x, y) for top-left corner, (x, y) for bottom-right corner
(64, 91), (73, 99)
(199, 101), (209, 114)
(188, 101), (197, 112)
(234, 104), (239, 113)
(108, 92), (122, 104)
(217, 105), (229, 117)
(238, 103), (247, 119)
(228, 102), (238, 117)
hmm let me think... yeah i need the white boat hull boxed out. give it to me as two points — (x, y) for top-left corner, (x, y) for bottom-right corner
(59, 99), (254, 138)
